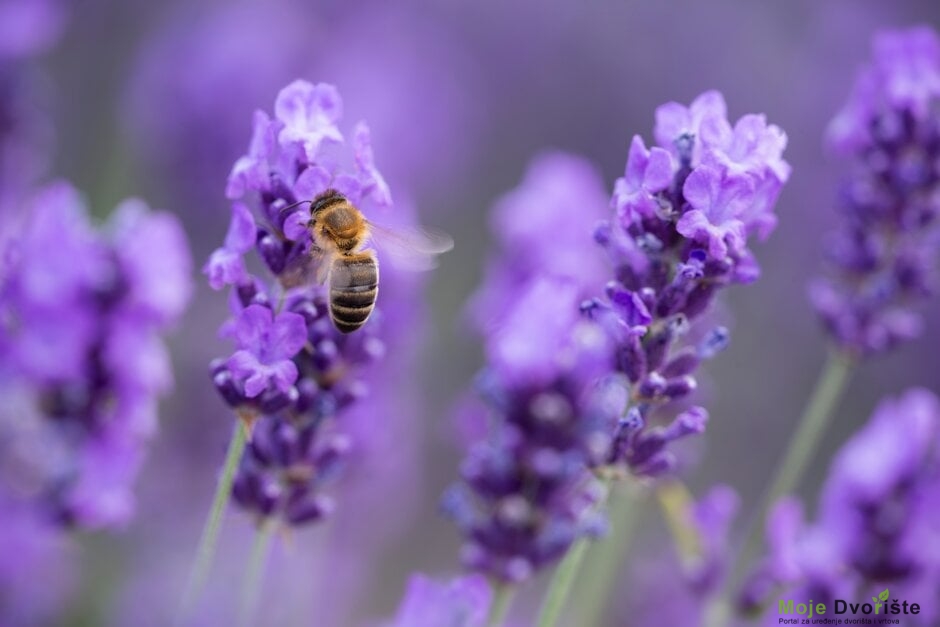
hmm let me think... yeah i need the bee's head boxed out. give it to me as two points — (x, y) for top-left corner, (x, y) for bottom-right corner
(311, 189), (346, 216)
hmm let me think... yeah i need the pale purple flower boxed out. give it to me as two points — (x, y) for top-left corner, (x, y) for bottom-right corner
(2, 183), (104, 381)
(742, 389), (940, 626)
(64, 434), (143, 528)
(111, 200), (193, 324)
(487, 278), (611, 390)
(445, 156), (617, 581)
(224, 110), (283, 201)
(207, 79), (392, 293)
(612, 135), (674, 223)
(444, 278), (615, 582)
(653, 90), (728, 161)
(828, 26), (940, 153)
(0, 181), (192, 530)
(226, 305), (306, 398)
(677, 165), (750, 260)
(275, 80), (344, 161)
(650, 91), (789, 255)
(701, 113), (791, 182)
(384, 574), (492, 627)
(352, 122), (391, 207)
(811, 26), (940, 356)
(209, 79), (400, 527)
(591, 91), (789, 476)
(204, 202), (255, 290)
(816, 389), (940, 586)
(468, 151), (610, 329)
(221, 81), (390, 216)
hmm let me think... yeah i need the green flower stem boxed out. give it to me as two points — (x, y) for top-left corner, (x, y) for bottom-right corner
(727, 350), (854, 602)
(656, 480), (702, 563)
(486, 581), (515, 627)
(536, 473), (634, 627)
(536, 533), (591, 627)
(238, 520), (276, 627)
(571, 480), (645, 627)
(177, 422), (248, 623)
(762, 351), (853, 513)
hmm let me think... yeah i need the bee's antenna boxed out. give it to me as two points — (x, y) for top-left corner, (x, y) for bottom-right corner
(279, 199), (313, 213)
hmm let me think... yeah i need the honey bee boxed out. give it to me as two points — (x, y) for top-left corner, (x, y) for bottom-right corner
(305, 189), (452, 333)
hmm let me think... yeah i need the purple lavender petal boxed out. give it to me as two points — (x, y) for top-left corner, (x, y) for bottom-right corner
(468, 151), (610, 329)
(205, 202), (257, 289)
(224, 305), (307, 397)
(654, 90), (728, 159)
(353, 122), (392, 207)
(275, 80), (344, 160)
(613, 135), (674, 224)
(227, 111), (280, 199)
(678, 165), (748, 260)
(110, 199), (193, 324)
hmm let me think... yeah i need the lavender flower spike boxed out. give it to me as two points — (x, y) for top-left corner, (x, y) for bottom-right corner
(0, 181), (192, 529)
(741, 389), (940, 626)
(206, 80), (390, 527)
(811, 26), (940, 356)
(444, 153), (618, 583)
(590, 90), (790, 476)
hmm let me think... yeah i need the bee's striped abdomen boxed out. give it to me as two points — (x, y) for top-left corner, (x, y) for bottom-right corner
(329, 253), (378, 334)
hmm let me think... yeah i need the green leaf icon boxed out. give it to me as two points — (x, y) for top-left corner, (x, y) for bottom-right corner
(872, 596), (878, 603)
(879, 588), (890, 602)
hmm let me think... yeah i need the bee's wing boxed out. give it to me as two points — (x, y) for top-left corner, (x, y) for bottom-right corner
(281, 246), (332, 288)
(366, 221), (454, 271)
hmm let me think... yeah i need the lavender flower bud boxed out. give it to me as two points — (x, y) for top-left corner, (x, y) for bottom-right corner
(661, 349), (700, 377)
(256, 229), (286, 275)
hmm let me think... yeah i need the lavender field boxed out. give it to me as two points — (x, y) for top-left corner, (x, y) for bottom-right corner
(2, 1), (940, 626)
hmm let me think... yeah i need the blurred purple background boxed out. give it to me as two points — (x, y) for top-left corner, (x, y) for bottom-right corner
(6, 0), (940, 624)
